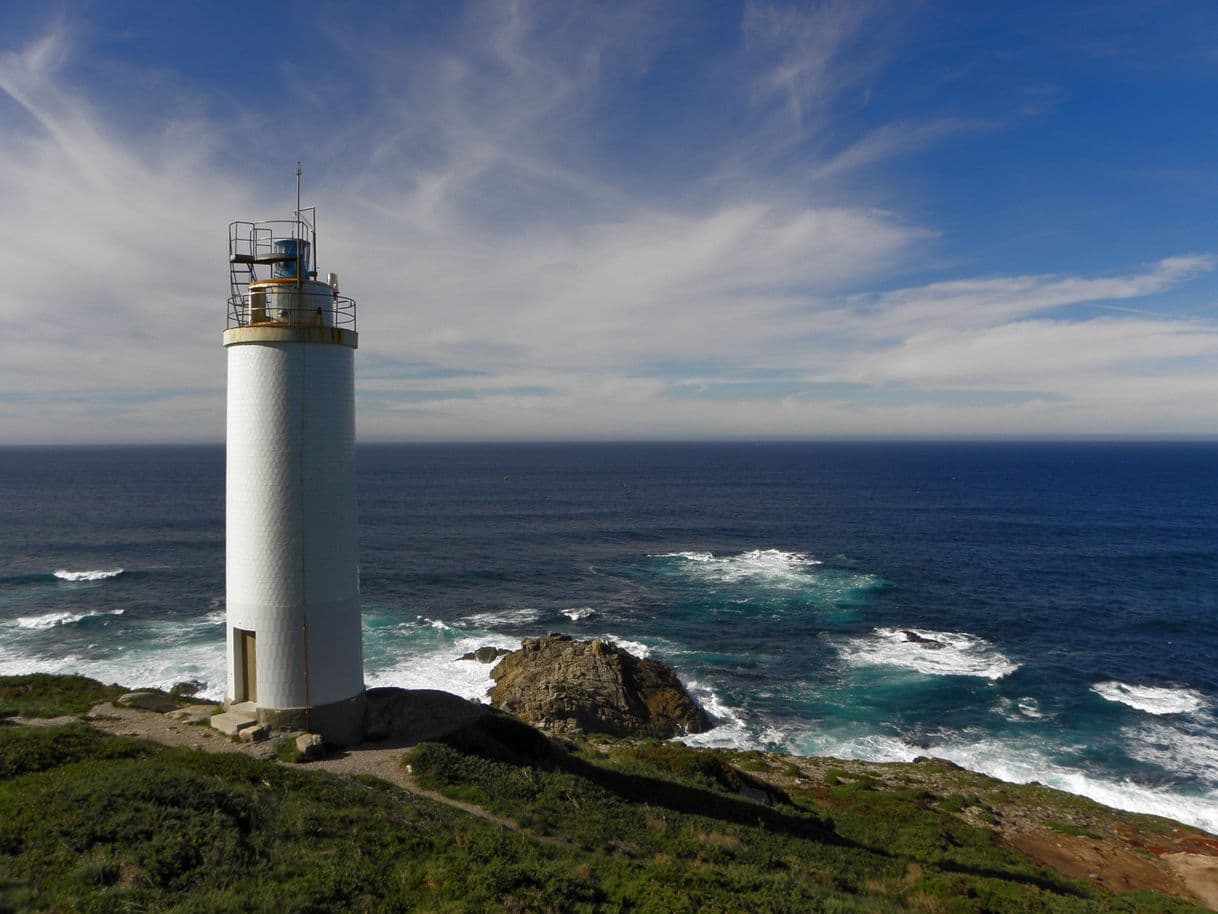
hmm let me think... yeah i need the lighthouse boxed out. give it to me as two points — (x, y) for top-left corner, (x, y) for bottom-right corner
(219, 178), (365, 744)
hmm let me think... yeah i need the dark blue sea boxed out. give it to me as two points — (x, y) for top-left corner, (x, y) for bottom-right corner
(2, 442), (1216, 830)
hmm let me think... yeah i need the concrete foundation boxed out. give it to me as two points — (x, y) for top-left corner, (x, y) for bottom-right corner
(253, 691), (368, 746)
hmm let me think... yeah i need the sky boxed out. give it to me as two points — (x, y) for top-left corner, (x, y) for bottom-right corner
(2, 1), (1217, 443)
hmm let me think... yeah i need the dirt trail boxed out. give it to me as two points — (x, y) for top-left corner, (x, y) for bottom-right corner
(78, 703), (550, 840)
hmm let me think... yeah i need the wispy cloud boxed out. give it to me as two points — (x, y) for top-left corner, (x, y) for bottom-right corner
(743, 0), (882, 128)
(0, 5), (1215, 443)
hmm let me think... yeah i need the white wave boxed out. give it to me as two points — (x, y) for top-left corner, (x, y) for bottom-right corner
(14, 609), (125, 630)
(420, 616), (454, 631)
(993, 696), (1046, 722)
(1017, 699), (1043, 719)
(1124, 722), (1218, 782)
(594, 635), (652, 659)
(796, 730), (923, 764)
(1016, 698), (1044, 719)
(655, 549), (822, 587)
(795, 728), (1218, 834)
(676, 680), (755, 749)
(53, 569), (124, 582)
(365, 633), (497, 702)
(561, 607), (596, 621)
(670, 680), (797, 752)
(461, 607), (540, 627)
(0, 640), (226, 702)
(201, 609), (226, 626)
(1092, 681), (1206, 715)
(838, 628), (1019, 681)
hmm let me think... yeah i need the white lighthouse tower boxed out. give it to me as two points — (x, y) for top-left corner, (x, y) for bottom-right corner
(220, 176), (365, 744)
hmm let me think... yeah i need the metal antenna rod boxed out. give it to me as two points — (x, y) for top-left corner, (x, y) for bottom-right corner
(295, 162), (303, 288)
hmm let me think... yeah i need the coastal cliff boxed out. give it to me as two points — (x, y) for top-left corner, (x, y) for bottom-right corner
(2, 673), (1216, 913)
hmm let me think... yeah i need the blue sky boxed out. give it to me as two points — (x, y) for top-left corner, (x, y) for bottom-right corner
(2, 1), (1217, 442)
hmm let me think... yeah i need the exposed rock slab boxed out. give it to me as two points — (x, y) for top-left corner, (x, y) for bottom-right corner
(168, 704), (219, 724)
(488, 633), (710, 738)
(116, 691), (178, 713)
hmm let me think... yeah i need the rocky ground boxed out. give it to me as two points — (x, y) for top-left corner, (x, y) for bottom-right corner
(729, 750), (1218, 910)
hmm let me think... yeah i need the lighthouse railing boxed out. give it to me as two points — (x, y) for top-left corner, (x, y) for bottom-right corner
(227, 292), (357, 330)
(227, 218), (357, 330)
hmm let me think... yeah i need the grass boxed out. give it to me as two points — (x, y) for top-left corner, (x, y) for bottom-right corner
(0, 675), (1210, 913)
(274, 737), (304, 763)
(0, 674), (126, 718)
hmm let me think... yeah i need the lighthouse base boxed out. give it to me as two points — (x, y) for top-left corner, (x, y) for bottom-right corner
(233, 691), (368, 746)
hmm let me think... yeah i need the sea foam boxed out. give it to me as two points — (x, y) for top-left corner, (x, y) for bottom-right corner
(53, 569), (124, 582)
(676, 680), (756, 750)
(657, 549), (821, 586)
(1091, 681), (1206, 715)
(561, 607), (597, 621)
(1124, 722), (1218, 782)
(839, 627), (1019, 681)
(0, 640), (225, 702)
(594, 634), (652, 659)
(365, 632), (497, 702)
(794, 728), (1218, 835)
(461, 607), (540, 628)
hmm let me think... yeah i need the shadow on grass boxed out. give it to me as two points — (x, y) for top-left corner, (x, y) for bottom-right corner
(422, 708), (849, 848)
(417, 707), (1095, 900)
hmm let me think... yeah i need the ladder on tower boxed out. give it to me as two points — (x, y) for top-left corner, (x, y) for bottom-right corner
(229, 258), (256, 326)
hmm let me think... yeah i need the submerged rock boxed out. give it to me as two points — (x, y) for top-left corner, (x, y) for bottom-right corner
(488, 632), (711, 739)
(169, 680), (205, 699)
(457, 646), (512, 664)
(901, 630), (945, 649)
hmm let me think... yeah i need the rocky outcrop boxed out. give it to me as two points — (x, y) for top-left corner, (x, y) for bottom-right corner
(488, 633), (711, 739)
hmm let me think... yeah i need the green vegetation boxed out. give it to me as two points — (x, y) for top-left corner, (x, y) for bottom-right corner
(273, 737), (304, 763)
(0, 674), (125, 718)
(1047, 821), (1102, 840)
(0, 675), (1209, 913)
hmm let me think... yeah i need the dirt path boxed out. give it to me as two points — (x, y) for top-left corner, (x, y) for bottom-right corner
(78, 703), (548, 839)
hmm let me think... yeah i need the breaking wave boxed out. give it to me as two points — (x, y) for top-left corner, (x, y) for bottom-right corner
(365, 631), (498, 702)
(0, 640), (225, 702)
(656, 549), (822, 586)
(1092, 681), (1206, 715)
(461, 607), (540, 628)
(53, 569), (125, 582)
(838, 628), (1019, 681)
(13, 609), (125, 630)
(1124, 721), (1218, 782)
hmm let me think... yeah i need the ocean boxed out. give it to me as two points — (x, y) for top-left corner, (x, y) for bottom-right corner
(2, 442), (1216, 831)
